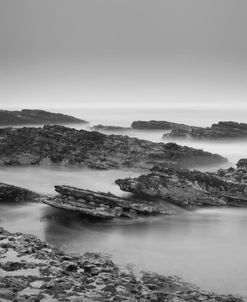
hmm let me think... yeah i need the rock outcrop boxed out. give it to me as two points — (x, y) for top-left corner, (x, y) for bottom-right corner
(0, 183), (40, 202)
(116, 166), (247, 208)
(217, 158), (247, 185)
(164, 121), (247, 140)
(0, 109), (88, 126)
(91, 124), (131, 131)
(0, 227), (244, 301)
(43, 185), (175, 219)
(0, 125), (227, 169)
(131, 120), (191, 130)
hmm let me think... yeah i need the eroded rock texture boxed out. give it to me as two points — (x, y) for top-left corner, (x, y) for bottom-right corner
(116, 166), (247, 208)
(0, 125), (226, 169)
(0, 227), (244, 302)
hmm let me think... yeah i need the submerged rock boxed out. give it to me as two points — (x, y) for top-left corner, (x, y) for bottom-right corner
(43, 185), (175, 219)
(0, 227), (244, 301)
(0, 109), (88, 126)
(164, 121), (247, 140)
(116, 165), (247, 208)
(0, 124), (227, 169)
(0, 183), (40, 202)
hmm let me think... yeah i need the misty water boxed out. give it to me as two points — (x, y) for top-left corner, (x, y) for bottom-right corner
(1, 107), (247, 297)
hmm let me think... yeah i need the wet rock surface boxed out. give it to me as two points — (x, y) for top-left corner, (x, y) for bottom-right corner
(43, 185), (175, 219)
(0, 125), (226, 169)
(0, 183), (40, 203)
(0, 109), (88, 126)
(0, 227), (244, 302)
(116, 165), (247, 208)
(163, 121), (247, 140)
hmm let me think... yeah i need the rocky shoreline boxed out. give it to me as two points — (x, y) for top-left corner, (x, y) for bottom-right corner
(0, 125), (226, 169)
(0, 227), (244, 302)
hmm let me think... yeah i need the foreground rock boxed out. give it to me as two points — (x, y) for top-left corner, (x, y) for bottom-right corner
(116, 165), (247, 208)
(0, 183), (40, 202)
(164, 121), (247, 140)
(0, 125), (226, 169)
(0, 109), (88, 126)
(43, 185), (176, 219)
(0, 227), (244, 302)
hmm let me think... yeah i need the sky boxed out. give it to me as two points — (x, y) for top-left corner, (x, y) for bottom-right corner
(0, 0), (247, 109)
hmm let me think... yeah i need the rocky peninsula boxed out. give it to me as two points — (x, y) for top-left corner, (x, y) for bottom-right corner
(0, 125), (226, 169)
(0, 227), (244, 302)
(0, 109), (88, 126)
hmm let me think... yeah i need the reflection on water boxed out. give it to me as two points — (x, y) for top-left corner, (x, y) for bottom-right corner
(1, 200), (247, 297)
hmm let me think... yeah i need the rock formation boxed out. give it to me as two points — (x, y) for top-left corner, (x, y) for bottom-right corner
(0, 125), (227, 169)
(91, 124), (131, 131)
(0, 109), (88, 126)
(43, 185), (176, 219)
(0, 183), (40, 202)
(131, 120), (191, 131)
(0, 227), (244, 301)
(164, 121), (247, 140)
(116, 165), (247, 208)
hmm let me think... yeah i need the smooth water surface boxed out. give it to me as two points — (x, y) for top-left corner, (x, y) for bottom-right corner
(0, 167), (247, 297)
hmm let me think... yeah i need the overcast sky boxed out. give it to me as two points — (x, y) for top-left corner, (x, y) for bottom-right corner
(0, 0), (246, 109)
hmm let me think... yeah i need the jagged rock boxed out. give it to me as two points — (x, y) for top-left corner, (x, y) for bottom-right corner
(43, 185), (175, 219)
(116, 166), (247, 208)
(0, 125), (227, 169)
(164, 121), (247, 140)
(237, 159), (247, 169)
(0, 183), (40, 202)
(131, 120), (191, 130)
(217, 159), (247, 184)
(0, 227), (244, 302)
(91, 124), (131, 131)
(0, 109), (88, 126)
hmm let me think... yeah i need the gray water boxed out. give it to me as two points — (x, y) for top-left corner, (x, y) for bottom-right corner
(0, 166), (247, 298)
(1, 107), (247, 298)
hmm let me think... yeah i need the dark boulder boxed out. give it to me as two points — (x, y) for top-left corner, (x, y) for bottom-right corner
(0, 183), (40, 202)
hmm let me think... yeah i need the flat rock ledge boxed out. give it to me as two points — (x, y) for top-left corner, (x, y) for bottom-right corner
(43, 185), (176, 219)
(0, 227), (244, 302)
(0, 125), (227, 169)
(115, 165), (247, 208)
